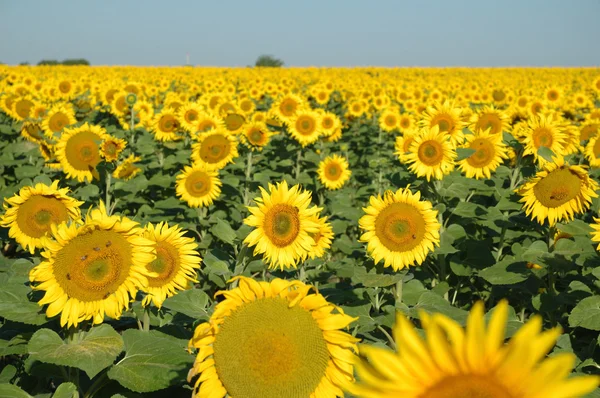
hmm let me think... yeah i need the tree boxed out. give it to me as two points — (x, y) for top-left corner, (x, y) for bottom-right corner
(255, 55), (284, 67)
(37, 59), (59, 66)
(61, 58), (90, 66)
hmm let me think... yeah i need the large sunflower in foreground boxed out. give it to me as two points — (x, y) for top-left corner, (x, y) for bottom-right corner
(1, 181), (83, 254)
(359, 187), (440, 271)
(405, 126), (457, 181)
(517, 158), (598, 225)
(352, 300), (599, 398)
(188, 276), (358, 398)
(29, 202), (156, 327)
(176, 164), (222, 208)
(244, 181), (321, 270)
(318, 154), (352, 190)
(55, 123), (108, 182)
(191, 129), (239, 170)
(141, 222), (202, 308)
(458, 129), (509, 179)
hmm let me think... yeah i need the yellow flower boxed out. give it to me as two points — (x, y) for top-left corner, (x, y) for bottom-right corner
(99, 136), (127, 162)
(113, 154), (142, 181)
(191, 129), (239, 170)
(55, 123), (108, 182)
(188, 276), (358, 398)
(308, 215), (334, 259)
(176, 164), (222, 208)
(29, 202), (156, 327)
(241, 121), (272, 150)
(141, 222), (202, 308)
(458, 129), (509, 179)
(517, 158), (598, 225)
(469, 105), (510, 135)
(405, 126), (457, 181)
(352, 300), (599, 398)
(288, 110), (323, 147)
(1, 181), (83, 254)
(244, 181), (321, 270)
(359, 187), (441, 271)
(42, 104), (76, 138)
(420, 100), (466, 146)
(521, 113), (567, 167)
(152, 110), (184, 141)
(318, 154), (352, 190)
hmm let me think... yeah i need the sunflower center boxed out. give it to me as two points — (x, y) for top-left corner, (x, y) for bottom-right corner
(264, 204), (301, 247)
(281, 100), (296, 116)
(593, 139), (600, 158)
(185, 171), (212, 197)
(15, 99), (34, 119)
(418, 140), (444, 166)
(580, 124), (598, 141)
(374, 202), (426, 252)
(16, 196), (70, 238)
(224, 113), (245, 131)
(401, 118), (410, 128)
(199, 134), (231, 164)
(160, 115), (177, 132)
(420, 374), (514, 398)
(213, 297), (329, 398)
(492, 90), (506, 102)
(53, 229), (132, 302)
(476, 114), (501, 134)
(533, 167), (582, 208)
(385, 115), (397, 127)
(64, 130), (102, 171)
(185, 110), (198, 122)
(532, 127), (554, 148)
(323, 118), (333, 129)
(296, 116), (316, 135)
(467, 138), (496, 168)
(49, 113), (70, 133)
(146, 242), (178, 286)
(325, 163), (342, 180)
(248, 128), (265, 145)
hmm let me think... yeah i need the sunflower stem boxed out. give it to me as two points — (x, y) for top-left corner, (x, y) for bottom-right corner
(243, 150), (254, 207)
(294, 148), (302, 181)
(104, 171), (112, 216)
(142, 307), (151, 332)
(129, 106), (136, 145)
(394, 280), (403, 306)
(84, 371), (109, 398)
(376, 325), (397, 351)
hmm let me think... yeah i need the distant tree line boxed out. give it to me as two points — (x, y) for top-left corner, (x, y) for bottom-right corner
(13, 59), (91, 66)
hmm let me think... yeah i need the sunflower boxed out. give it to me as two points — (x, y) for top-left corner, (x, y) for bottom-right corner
(113, 154), (142, 181)
(272, 93), (306, 123)
(242, 121), (272, 150)
(29, 202), (156, 327)
(378, 108), (400, 133)
(176, 164), (222, 208)
(398, 114), (415, 132)
(308, 215), (334, 259)
(244, 181), (321, 270)
(469, 105), (510, 135)
(1, 181), (83, 254)
(288, 110), (322, 147)
(152, 110), (184, 141)
(191, 129), (239, 170)
(10, 96), (35, 121)
(579, 121), (599, 142)
(544, 86), (563, 104)
(42, 104), (76, 138)
(188, 276), (357, 398)
(195, 111), (225, 135)
(359, 187), (441, 271)
(458, 130), (509, 179)
(352, 300), (599, 398)
(55, 123), (108, 183)
(420, 100), (466, 146)
(99, 136), (126, 162)
(177, 102), (204, 134)
(584, 136), (600, 167)
(520, 113), (568, 166)
(318, 154), (352, 190)
(394, 129), (418, 164)
(320, 111), (342, 137)
(140, 222), (202, 308)
(347, 99), (368, 118)
(222, 112), (246, 135)
(21, 122), (45, 143)
(517, 158), (598, 225)
(405, 126), (456, 181)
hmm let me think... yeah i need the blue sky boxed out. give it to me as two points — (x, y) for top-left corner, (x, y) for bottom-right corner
(1, 0), (599, 67)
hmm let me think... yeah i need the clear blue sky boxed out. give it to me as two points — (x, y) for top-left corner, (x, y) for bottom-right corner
(1, 0), (599, 67)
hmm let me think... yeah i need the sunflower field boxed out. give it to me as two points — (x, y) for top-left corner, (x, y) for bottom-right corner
(1, 65), (600, 398)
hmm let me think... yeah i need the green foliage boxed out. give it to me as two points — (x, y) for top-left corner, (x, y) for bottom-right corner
(255, 54), (284, 67)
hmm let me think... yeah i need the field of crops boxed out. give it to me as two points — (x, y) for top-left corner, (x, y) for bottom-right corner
(0, 65), (600, 397)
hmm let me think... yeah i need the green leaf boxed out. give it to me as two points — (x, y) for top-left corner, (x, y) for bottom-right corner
(14, 165), (40, 180)
(478, 257), (529, 285)
(569, 295), (600, 331)
(52, 382), (77, 398)
(520, 241), (548, 263)
(210, 218), (237, 245)
(352, 267), (404, 288)
(28, 325), (124, 378)
(107, 330), (194, 393)
(0, 384), (32, 398)
(411, 292), (469, 324)
(537, 146), (555, 162)
(161, 288), (210, 320)
(556, 220), (593, 236)
(0, 284), (48, 325)
(456, 147), (476, 161)
(0, 366), (16, 384)
(0, 334), (28, 356)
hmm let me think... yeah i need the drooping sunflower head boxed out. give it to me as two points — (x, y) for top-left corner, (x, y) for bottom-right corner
(55, 123), (108, 183)
(458, 129), (509, 180)
(113, 154), (143, 181)
(99, 136), (127, 162)
(188, 276), (358, 398)
(288, 110), (322, 147)
(318, 154), (352, 190)
(469, 105), (510, 135)
(242, 121), (272, 150)
(420, 100), (466, 146)
(307, 215), (334, 259)
(175, 163), (222, 208)
(517, 158), (599, 225)
(140, 222), (201, 308)
(0, 181), (83, 254)
(243, 180), (322, 270)
(20, 122), (46, 143)
(352, 300), (599, 398)
(42, 104), (76, 137)
(29, 202), (156, 327)
(191, 129), (239, 170)
(359, 186), (441, 271)
(405, 126), (457, 181)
